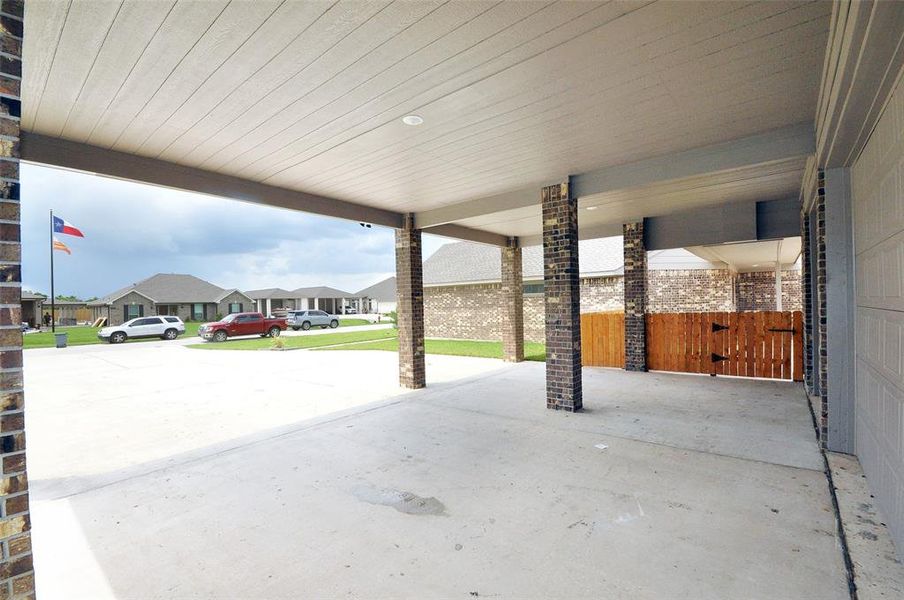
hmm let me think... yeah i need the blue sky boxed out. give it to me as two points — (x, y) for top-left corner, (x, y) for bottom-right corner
(21, 163), (449, 299)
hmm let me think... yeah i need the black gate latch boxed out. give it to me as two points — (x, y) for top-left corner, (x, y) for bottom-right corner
(711, 323), (729, 333)
(711, 353), (728, 363)
(767, 328), (796, 333)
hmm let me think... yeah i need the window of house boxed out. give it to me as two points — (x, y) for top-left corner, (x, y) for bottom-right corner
(228, 302), (242, 314)
(523, 283), (544, 296)
(192, 304), (205, 321)
(127, 304), (142, 319)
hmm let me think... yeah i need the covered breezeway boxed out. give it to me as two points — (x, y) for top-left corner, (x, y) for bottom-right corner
(26, 342), (845, 599)
(3, 1), (904, 597)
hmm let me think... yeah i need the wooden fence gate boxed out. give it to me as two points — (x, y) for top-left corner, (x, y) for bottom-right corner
(645, 311), (803, 381)
(580, 312), (624, 368)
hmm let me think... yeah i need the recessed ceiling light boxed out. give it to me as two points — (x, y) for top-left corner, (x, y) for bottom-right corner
(585, 206), (598, 211)
(402, 115), (424, 126)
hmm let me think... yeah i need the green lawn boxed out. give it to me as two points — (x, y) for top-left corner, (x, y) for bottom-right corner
(187, 328), (398, 351)
(24, 322), (202, 349)
(337, 318), (371, 327)
(319, 337), (547, 362)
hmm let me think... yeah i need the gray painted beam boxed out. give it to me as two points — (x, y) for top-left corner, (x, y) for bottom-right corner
(423, 223), (509, 247)
(644, 198), (802, 250)
(415, 123), (814, 228)
(572, 123), (814, 198)
(756, 198), (801, 239)
(824, 167), (855, 453)
(645, 202), (757, 250)
(21, 133), (405, 229)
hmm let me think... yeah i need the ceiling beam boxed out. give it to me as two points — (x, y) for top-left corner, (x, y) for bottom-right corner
(423, 223), (509, 247)
(414, 123), (814, 229)
(21, 133), (405, 229)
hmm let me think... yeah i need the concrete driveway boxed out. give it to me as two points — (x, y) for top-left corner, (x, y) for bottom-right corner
(24, 343), (848, 599)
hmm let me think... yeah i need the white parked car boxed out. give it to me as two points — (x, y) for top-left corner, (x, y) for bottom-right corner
(286, 310), (339, 331)
(98, 316), (185, 344)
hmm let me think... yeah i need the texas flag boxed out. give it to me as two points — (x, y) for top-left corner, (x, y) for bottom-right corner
(52, 215), (84, 238)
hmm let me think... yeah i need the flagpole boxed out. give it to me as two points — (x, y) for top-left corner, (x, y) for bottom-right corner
(50, 209), (55, 333)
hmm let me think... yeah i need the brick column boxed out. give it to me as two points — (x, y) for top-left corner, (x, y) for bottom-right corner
(501, 238), (524, 363)
(542, 179), (581, 411)
(815, 169), (828, 447)
(0, 2), (33, 598)
(395, 214), (425, 389)
(801, 210), (814, 394)
(623, 221), (647, 371)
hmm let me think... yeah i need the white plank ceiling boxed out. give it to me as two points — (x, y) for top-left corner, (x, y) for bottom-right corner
(22, 0), (830, 236)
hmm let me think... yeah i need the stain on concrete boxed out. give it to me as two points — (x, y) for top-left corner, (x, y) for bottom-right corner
(352, 484), (446, 516)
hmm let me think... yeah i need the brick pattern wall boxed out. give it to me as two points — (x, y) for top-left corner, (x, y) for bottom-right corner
(501, 241), (523, 362)
(395, 215), (425, 389)
(647, 269), (736, 313)
(580, 277), (623, 312)
(0, 2), (33, 597)
(815, 170), (828, 446)
(735, 271), (803, 311)
(542, 181), (582, 411)
(801, 213), (814, 393)
(623, 222), (647, 371)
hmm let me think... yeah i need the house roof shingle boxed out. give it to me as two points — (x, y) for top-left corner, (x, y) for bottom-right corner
(355, 276), (396, 301)
(292, 285), (354, 298)
(244, 287), (296, 300)
(90, 274), (249, 306)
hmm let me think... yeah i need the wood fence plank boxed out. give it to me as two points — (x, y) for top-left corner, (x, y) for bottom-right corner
(793, 311), (803, 381)
(782, 311), (793, 380)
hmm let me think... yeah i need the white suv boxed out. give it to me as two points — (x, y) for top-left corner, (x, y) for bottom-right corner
(98, 316), (185, 344)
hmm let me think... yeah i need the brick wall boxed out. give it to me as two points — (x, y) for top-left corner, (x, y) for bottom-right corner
(815, 169), (828, 445)
(647, 269), (736, 313)
(580, 277), (623, 312)
(735, 271), (803, 311)
(0, 2), (33, 597)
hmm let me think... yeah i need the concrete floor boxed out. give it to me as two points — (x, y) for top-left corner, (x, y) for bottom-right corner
(25, 344), (849, 599)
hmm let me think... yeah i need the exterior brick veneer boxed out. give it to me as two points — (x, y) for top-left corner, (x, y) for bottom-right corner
(542, 181), (581, 411)
(0, 2), (33, 597)
(735, 271), (803, 311)
(501, 239), (523, 362)
(395, 215), (425, 389)
(801, 211), (814, 393)
(815, 169), (828, 446)
(623, 222), (646, 371)
(647, 269), (735, 312)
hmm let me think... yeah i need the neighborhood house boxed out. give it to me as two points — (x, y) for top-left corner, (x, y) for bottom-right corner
(88, 274), (254, 326)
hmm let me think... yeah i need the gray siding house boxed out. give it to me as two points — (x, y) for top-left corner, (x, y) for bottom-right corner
(89, 274), (254, 325)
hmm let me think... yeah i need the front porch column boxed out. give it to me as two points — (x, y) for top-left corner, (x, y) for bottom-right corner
(396, 214), (425, 389)
(623, 221), (647, 371)
(542, 179), (582, 411)
(0, 3), (35, 597)
(501, 237), (524, 362)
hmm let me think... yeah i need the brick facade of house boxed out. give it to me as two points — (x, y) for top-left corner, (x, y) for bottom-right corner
(647, 269), (736, 312)
(735, 270), (803, 311)
(425, 269), (803, 343)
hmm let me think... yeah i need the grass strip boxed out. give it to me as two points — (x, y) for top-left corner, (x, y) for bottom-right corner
(187, 328), (398, 350)
(318, 337), (546, 362)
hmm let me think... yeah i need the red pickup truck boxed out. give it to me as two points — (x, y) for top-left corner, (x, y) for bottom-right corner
(198, 312), (287, 342)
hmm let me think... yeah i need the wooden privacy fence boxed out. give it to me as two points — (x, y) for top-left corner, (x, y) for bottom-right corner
(645, 311), (804, 380)
(580, 312), (625, 368)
